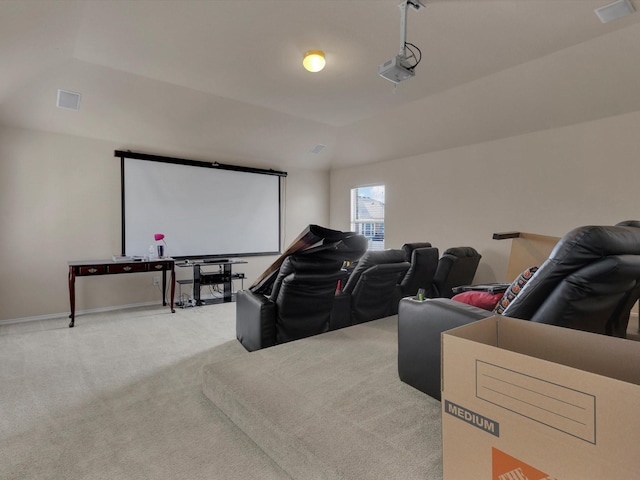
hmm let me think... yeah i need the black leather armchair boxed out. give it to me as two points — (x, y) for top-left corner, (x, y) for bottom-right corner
(398, 223), (640, 400)
(431, 246), (482, 298)
(236, 233), (367, 352)
(339, 249), (410, 324)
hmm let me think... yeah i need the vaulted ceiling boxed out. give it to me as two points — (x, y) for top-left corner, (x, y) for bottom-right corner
(1, 0), (639, 171)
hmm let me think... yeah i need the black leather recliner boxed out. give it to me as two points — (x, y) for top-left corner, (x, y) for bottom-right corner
(338, 249), (410, 324)
(431, 246), (482, 298)
(398, 223), (640, 400)
(393, 243), (439, 309)
(236, 233), (367, 352)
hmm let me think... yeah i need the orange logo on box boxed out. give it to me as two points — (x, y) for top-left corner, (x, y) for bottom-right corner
(492, 448), (557, 480)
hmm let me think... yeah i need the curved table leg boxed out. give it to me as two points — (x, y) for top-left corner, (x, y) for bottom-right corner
(170, 265), (176, 313)
(68, 267), (76, 328)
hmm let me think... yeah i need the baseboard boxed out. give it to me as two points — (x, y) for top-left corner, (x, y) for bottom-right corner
(0, 301), (161, 326)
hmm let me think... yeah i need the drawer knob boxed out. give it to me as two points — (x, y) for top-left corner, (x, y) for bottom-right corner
(88, 268), (98, 274)
(155, 265), (163, 270)
(123, 266), (132, 272)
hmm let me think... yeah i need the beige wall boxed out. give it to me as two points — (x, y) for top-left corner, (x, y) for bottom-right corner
(330, 110), (640, 284)
(4, 108), (639, 322)
(0, 126), (329, 322)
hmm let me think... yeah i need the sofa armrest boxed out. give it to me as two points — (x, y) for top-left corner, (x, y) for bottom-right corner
(397, 297), (493, 400)
(330, 292), (352, 331)
(236, 290), (277, 352)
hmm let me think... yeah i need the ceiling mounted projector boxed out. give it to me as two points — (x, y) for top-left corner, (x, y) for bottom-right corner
(378, 0), (425, 84)
(378, 56), (415, 84)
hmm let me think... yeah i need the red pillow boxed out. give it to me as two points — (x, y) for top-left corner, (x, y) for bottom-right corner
(452, 291), (504, 310)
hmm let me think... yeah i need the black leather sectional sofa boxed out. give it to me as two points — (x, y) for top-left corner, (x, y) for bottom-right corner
(398, 222), (640, 400)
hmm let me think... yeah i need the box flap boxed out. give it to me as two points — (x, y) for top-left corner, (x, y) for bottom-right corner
(496, 317), (640, 385)
(444, 315), (500, 345)
(444, 316), (640, 386)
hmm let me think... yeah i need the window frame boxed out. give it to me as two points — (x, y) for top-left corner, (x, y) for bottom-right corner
(350, 184), (385, 251)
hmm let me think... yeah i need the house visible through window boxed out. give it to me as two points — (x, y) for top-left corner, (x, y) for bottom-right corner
(350, 185), (385, 251)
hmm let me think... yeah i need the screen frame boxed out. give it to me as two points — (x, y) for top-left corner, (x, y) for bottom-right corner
(116, 150), (287, 261)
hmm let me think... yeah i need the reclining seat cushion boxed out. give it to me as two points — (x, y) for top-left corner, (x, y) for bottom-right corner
(342, 249), (410, 323)
(400, 246), (439, 297)
(275, 269), (346, 344)
(269, 254), (342, 301)
(401, 242), (432, 262)
(432, 247), (482, 298)
(271, 255), (345, 344)
(350, 262), (410, 322)
(530, 255), (640, 337)
(616, 220), (640, 228)
(503, 225), (640, 321)
(342, 249), (407, 294)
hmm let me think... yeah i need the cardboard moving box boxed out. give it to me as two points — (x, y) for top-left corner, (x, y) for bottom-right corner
(441, 316), (640, 479)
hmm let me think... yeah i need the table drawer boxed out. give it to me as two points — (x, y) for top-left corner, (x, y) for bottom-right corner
(107, 263), (147, 274)
(148, 262), (169, 271)
(78, 265), (107, 275)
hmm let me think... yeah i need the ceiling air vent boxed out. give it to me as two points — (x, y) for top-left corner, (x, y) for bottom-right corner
(595, 0), (635, 23)
(57, 89), (81, 110)
(310, 144), (326, 154)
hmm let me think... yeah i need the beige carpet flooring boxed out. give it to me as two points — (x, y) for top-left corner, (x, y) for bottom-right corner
(0, 304), (292, 480)
(203, 316), (443, 480)
(4, 302), (633, 480)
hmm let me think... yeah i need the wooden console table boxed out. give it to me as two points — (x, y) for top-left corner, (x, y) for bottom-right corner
(68, 258), (176, 327)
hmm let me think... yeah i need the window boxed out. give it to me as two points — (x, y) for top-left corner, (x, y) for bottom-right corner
(350, 185), (385, 251)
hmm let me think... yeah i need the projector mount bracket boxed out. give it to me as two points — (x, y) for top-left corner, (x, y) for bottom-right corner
(378, 0), (426, 84)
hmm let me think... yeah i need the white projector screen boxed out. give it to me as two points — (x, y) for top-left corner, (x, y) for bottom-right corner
(121, 155), (282, 259)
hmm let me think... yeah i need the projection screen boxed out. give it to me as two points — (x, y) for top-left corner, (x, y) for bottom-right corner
(120, 153), (284, 260)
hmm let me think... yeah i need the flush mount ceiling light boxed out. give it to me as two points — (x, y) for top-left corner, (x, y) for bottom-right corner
(303, 50), (326, 72)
